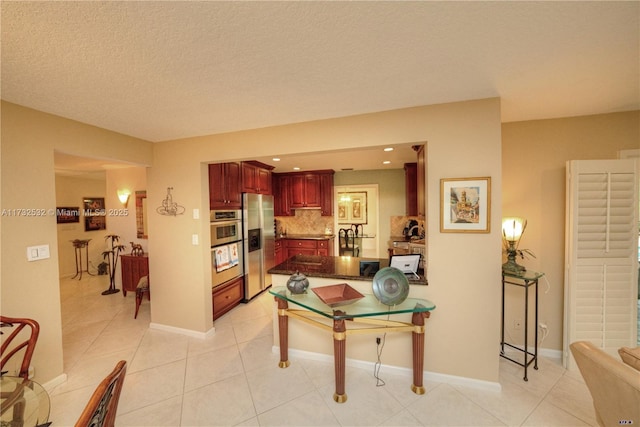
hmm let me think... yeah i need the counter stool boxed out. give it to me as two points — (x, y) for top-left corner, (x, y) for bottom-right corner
(134, 275), (150, 319)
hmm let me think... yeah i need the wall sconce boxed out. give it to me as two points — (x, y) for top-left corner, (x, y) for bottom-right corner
(117, 189), (131, 208)
(502, 217), (527, 274)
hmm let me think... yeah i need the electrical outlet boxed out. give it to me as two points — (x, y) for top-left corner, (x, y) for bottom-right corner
(28, 365), (35, 379)
(514, 319), (522, 330)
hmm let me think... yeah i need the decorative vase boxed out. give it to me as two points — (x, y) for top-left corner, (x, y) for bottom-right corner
(286, 270), (309, 294)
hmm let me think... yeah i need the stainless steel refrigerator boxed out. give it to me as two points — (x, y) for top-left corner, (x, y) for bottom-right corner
(242, 193), (275, 300)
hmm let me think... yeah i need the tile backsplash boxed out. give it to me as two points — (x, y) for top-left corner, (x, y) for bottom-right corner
(390, 216), (425, 238)
(275, 210), (334, 236)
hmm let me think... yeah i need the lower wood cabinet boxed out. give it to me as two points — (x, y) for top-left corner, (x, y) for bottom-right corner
(285, 238), (334, 258)
(213, 276), (244, 320)
(121, 254), (149, 297)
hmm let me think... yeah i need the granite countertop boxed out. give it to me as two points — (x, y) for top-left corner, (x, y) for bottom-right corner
(277, 234), (335, 240)
(268, 254), (427, 285)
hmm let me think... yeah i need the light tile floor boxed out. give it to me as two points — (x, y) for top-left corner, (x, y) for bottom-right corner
(49, 275), (598, 426)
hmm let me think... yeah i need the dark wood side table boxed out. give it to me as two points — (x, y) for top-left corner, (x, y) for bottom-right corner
(120, 254), (149, 297)
(500, 269), (544, 381)
(269, 286), (435, 403)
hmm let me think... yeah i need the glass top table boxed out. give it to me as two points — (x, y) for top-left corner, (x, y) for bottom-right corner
(269, 286), (436, 403)
(269, 286), (435, 319)
(1, 375), (50, 427)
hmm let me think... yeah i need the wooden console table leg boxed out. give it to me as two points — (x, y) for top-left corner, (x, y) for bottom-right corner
(333, 314), (347, 403)
(411, 311), (430, 394)
(276, 297), (290, 368)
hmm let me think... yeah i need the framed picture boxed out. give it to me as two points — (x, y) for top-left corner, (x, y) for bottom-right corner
(83, 197), (106, 231)
(56, 207), (80, 224)
(440, 177), (491, 233)
(337, 191), (368, 224)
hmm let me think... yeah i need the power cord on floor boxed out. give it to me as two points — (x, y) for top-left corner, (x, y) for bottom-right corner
(374, 333), (387, 387)
(373, 308), (391, 387)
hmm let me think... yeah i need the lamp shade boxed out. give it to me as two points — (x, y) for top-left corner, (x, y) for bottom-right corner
(117, 189), (131, 206)
(502, 217), (526, 242)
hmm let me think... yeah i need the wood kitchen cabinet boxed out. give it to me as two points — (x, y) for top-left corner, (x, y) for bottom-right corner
(120, 254), (149, 297)
(319, 172), (334, 216)
(209, 162), (242, 209)
(415, 145), (425, 217)
(274, 170), (334, 216)
(213, 276), (244, 320)
(274, 239), (287, 264)
(241, 161), (274, 195)
(405, 162), (417, 216)
(285, 237), (334, 258)
(290, 173), (321, 208)
(273, 175), (292, 216)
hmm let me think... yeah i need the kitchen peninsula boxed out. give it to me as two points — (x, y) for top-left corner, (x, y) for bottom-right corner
(268, 254), (427, 285)
(269, 254), (428, 286)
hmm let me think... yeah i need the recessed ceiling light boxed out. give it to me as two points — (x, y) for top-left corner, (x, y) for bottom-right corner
(293, 167), (300, 171)
(384, 147), (394, 152)
(383, 161), (391, 165)
(272, 157), (281, 162)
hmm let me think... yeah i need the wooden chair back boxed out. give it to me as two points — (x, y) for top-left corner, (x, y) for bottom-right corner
(0, 316), (40, 379)
(339, 228), (358, 255)
(75, 360), (127, 427)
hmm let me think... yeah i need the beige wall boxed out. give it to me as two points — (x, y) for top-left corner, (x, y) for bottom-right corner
(502, 111), (640, 353)
(148, 98), (503, 383)
(1, 101), (153, 383)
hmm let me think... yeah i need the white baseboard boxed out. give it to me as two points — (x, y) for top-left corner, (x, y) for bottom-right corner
(273, 346), (502, 392)
(42, 373), (68, 392)
(149, 322), (215, 339)
(502, 344), (563, 361)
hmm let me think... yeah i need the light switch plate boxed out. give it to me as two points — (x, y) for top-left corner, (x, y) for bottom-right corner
(27, 244), (50, 261)
(192, 234), (199, 245)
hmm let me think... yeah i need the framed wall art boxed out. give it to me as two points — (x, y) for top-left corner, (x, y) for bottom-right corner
(337, 192), (368, 224)
(83, 197), (106, 231)
(56, 206), (80, 224)
(440, 177), (491, 233)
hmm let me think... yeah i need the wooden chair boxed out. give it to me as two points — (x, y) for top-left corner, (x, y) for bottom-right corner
(338, 228), (359, 257)
(0, 316), (40, 379)
(75, 360), (127, 427)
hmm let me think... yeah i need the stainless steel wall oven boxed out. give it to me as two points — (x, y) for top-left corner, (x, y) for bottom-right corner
(211, 209), (244, 288)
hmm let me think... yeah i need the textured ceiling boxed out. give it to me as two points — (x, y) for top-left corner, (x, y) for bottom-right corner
(2, 1), (639, 172)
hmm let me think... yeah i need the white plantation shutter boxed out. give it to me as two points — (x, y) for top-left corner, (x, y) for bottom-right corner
(564, 159), (638, 370)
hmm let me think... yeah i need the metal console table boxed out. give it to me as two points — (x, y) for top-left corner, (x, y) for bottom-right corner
(269, 286), (435, 403)
(500, 269), (544, 381)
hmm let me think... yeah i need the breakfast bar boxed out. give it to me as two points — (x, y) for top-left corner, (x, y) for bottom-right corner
(268, 254), (427, 285)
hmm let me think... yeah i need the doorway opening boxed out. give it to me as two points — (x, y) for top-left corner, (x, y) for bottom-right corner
(333, 184), (379, 258)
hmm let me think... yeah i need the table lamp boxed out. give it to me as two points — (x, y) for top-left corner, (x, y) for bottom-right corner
(502, 217), (527, 274)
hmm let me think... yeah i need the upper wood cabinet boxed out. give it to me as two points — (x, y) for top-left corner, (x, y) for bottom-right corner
(404, 162), (418, 216)
(273, 174), (293, 216)
(415, 145), (425, 217)
(319, 172), (334, 216)
(241, 161), (274, 195)
(290, 173), (321, 208)
(273, 170), (334, 216)
(209, 162), (242, 209)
